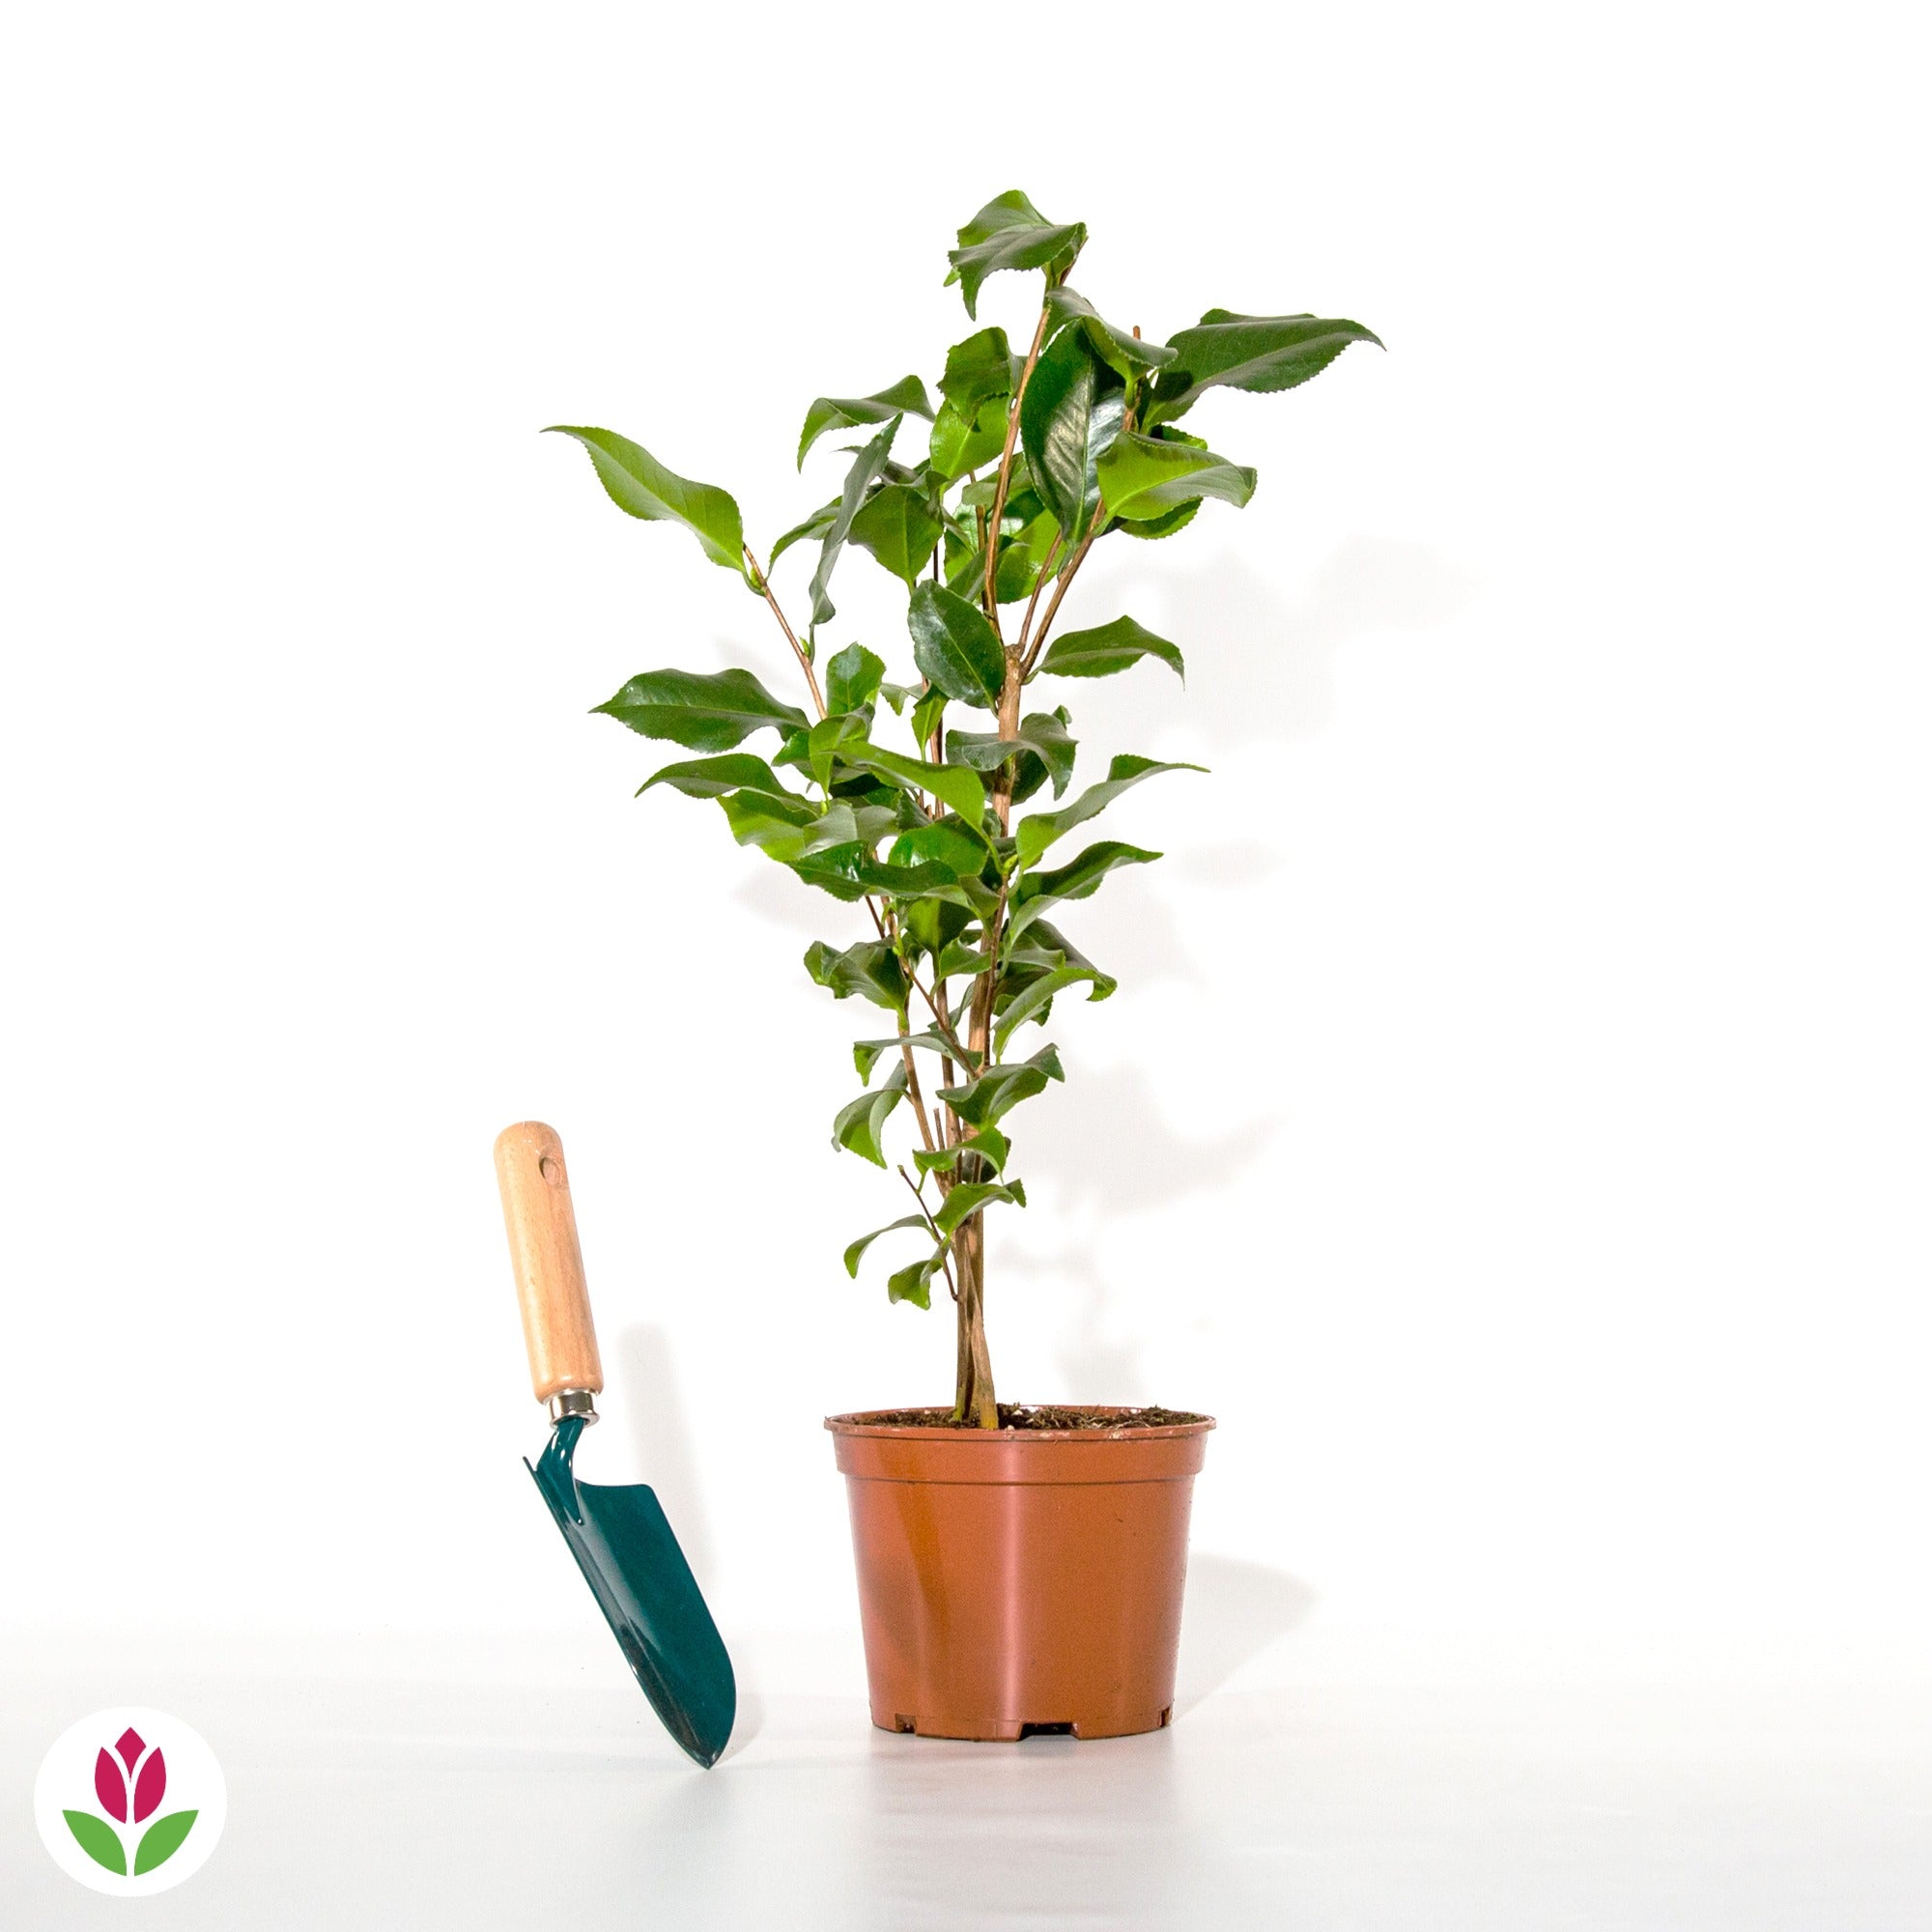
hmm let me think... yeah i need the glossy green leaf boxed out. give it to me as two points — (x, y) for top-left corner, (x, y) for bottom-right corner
(63, 1810), (126, 1875)
(947, 190), (1087, 319)
(798, 376), (934, 469)
(910, 682), (948, 751)
(928, 397), (1010, 481)
(833, 1061), (908, 1166)
(1035, 614), (1184, 682)
(810, 417), (900, 626)
(806, 713), (869, 790)
(1009, 839), (1159, 939)
(994, 963), (1113, 1051)
(946, 709), (1076, 800)
(888, 820), (987, 878)
(546, 427), (747, 578)
(1015, 754), (1203, 865)
(134, 1810), (198, 1876)
(932, 1179), (1026, 1237)
(907, 582), (1006, 708)
(1043, 288), (1177, 379)
(825, 643), (886, 719)
(769, 498), (838, 569)
(913, 1123), (1009, 1177)
(639, 752), (801, 803)
(849, 483), (945, 587)
(1094, 431), (1255, 523)
(938, 1043), (1065, 1126)
(1146, 311), (1384, 427)
(939, 327), (1017, 412)
(595, 668), (809, 752)
(805, 939), (907, 1010)
(993, 504), (1063, 605)
(838, 741), (987, 825)
(887, 1249), (946, 1308)
(852, 1029), (976, 1083)
(1019, 325), (1124, 543)
(843, 1214), (931, 1277)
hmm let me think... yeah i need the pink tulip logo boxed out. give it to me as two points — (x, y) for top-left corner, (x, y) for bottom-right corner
(62, 1725), (198, 1877)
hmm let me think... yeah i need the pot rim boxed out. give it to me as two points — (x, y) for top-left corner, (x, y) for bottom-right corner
(824, 1405), (1215, 1443)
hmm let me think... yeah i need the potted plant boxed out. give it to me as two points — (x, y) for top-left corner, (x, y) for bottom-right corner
(548, 191), (1378, 1740)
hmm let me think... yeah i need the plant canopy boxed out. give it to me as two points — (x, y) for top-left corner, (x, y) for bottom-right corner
(550, 191), (1379, 1426)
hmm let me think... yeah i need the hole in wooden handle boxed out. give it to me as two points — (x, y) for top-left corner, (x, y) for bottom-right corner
(539, 1153), (563, 1185)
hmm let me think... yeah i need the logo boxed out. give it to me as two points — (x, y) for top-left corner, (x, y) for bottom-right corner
(35, 1707), (226, 1896)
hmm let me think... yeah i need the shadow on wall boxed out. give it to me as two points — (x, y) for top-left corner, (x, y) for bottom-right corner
(611, 1323), (717, 1586)
(1176, 1555), (1316, 1713)
(1022, 1064), (1273, 1219)
(1121, 534), (1480, 750)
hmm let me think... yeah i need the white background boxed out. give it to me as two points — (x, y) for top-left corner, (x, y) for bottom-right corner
(3, 3), (1929, 1918)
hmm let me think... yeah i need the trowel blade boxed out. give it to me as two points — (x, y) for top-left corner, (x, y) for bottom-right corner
(526, 1415), (735, 1768)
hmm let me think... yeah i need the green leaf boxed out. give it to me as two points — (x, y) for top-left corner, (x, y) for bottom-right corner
(947, 709), (1077, 801)
(994, 963), (1113, 1051)
(928, 397), (1010, 481)
(841, 741), (987, 826)
(1035, 614), (1184, 682)
(639, 752), (801, 804)
(993, 505), (1062, 605)
(843, 1214), (931, 1277)
(595, 668), (809, 752)
(63, 1810), (126, 1875)
(946, 190), (1087, 320)
(134, 1810), (198, 1876)
(833, 1061), (908, 1166)
(1094, 432), (1256, 524)
(546, 427), (747, 578)
(825, 643), (886, 719)
(768, 497), (838, 569)
(888, 820), (987, 878)
(1010, 839), (1159, 938)
(910, 683), (948, 752)
(852, 1029), (976, 1083)
(908, 582), (1006, 708)
(887, 1249), (946, 1308)
(938, 1042), (1065, 1126)
(913, 1123), (1009, 1177)
(1043, 287), (1178, 379)
(798, 376), (934, 469)
(1019, 325), (1124, 543)
(810, 417), (901, 626)
(719, 788), (839, 858)
(806, 713), (869, 790)
(1146, 311), (1384, 427)
(805, 939), (907, 1010)
(1016, 754), (1203, 865)
(849, 483), (945, 588)
(932, 1179), (1026, 1237)
(939, 327), (1017, 412)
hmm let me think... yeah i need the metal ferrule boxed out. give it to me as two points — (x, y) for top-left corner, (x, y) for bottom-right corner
(548, 1388), (599, 1426)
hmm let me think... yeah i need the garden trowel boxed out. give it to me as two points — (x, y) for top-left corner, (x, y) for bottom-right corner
(493, 1121), (735, 1768)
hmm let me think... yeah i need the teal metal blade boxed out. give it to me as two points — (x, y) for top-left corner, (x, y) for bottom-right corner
(526, 1415), (735, 1767)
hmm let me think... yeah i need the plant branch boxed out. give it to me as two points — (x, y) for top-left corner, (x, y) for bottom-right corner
(981, 305), (1054, 635)
(1015, 529), (1065, 660)
(1019, 505), (1103, 679)
(744, 545), (826, 718)
(896, 1165), (959, 1301)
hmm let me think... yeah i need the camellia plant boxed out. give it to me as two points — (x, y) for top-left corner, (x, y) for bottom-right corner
(551, 192), (1378, 1428)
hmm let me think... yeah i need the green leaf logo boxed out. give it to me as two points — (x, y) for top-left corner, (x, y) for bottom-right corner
(62, 1809), (126, 1875)
(135, 1809), (198, 1874)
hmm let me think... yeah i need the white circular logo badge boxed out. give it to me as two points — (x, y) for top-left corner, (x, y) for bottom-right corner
(34, 1707), (227, 1895)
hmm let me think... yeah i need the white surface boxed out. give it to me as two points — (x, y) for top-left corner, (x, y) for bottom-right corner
(5, 1632), (1927, 1928)
(3, 0), (1929, 1883)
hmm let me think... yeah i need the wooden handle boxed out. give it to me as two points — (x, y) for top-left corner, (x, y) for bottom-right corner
(494, 1121), (604, 1406)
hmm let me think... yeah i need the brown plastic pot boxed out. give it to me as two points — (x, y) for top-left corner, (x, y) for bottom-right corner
(825, 1407), (1214, 1741)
